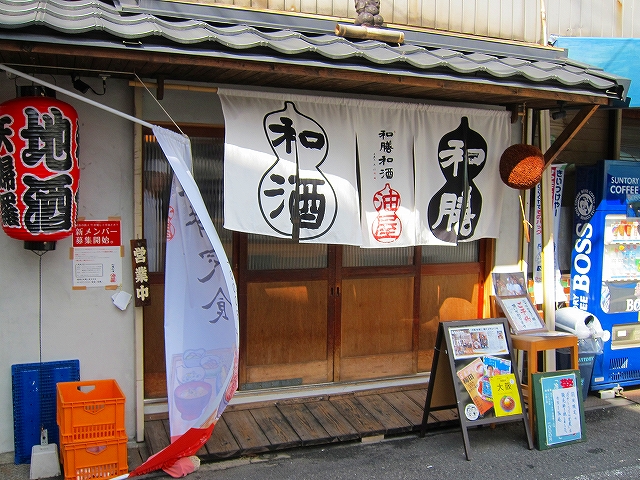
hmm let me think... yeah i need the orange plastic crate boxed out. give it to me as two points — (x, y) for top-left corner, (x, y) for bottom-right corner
(60, 437), (128, 480)
(57, 379), (126, 444)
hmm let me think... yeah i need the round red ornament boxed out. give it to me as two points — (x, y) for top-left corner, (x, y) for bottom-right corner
(499, 144), (545, 190)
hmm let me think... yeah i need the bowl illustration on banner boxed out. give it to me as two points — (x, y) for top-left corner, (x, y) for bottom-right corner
(500, 395), (516, 412)
(201, 355), (223, 377)
(176, 365), (205, 384)
(183, 349), (206, 367)
(174, 381), (212, 420)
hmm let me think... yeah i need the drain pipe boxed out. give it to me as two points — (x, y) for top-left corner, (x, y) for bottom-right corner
(540, 109), (557, 370)
(133, 88), (145, 443)
(541, 0), (548, 45)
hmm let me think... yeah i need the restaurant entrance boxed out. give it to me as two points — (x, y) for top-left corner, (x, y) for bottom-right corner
(141, 127), (486, 399)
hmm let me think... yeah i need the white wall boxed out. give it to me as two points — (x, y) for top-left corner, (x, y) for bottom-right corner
(202, 0), (640, 43)
(0, 75), (137, 454)
(140, 84), (224, 125)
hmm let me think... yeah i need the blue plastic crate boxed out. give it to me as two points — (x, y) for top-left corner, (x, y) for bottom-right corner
(11, 360), (80, 464)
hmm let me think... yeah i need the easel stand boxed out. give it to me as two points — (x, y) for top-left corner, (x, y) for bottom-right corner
(420, 319), (533, 460)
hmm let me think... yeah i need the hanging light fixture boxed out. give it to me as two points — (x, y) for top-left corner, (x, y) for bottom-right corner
(0, 86), (80, 251)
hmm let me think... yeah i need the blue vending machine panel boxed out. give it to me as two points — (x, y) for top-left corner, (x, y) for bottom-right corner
(571, 160), (640, 391)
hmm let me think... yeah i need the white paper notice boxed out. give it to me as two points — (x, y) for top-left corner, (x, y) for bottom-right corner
(73, 246), (122, 288)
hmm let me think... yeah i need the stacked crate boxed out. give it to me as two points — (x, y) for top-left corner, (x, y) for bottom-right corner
(11, 360), (80, 464)
(56, 380), (128, 480)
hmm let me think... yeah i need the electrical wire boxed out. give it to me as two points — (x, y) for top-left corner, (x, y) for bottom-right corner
(133, 72), (184, 136)
(33, 249), (48, 443)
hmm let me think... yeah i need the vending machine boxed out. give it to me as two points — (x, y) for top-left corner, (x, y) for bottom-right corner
(570, 159), (640, 391)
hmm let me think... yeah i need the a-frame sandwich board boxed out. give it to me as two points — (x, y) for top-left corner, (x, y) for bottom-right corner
(420, 318), (533, 460)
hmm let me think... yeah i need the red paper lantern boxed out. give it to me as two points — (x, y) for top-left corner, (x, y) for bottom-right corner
(0, 93), (79, 250)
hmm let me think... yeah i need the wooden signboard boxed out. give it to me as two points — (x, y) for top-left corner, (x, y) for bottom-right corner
(531, 370), (586, 450)
(420, 318), (533, 460)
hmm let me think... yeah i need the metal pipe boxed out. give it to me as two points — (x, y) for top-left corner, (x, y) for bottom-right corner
(540, 0), (548, 45)
(335, 24), (405, 44)
(0, 63), (155, 129)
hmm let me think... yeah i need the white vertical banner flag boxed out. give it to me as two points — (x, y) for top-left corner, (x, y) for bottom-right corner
(415, 106), (511, 245)
(354, 100), (416, 247)
(153, 126), (239, 440)
(533, 163), (567, 303)
(218, 88), (362, 245)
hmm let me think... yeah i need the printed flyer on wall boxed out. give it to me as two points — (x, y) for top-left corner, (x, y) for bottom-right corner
(449, 323), (509, 360)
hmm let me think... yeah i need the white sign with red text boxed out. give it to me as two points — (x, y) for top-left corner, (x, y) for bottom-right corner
(72, 219), (122, 288)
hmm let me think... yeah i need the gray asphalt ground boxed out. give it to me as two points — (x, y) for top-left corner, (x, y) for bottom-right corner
(183, 402), (640, 480)
(5, 399), (639, 480)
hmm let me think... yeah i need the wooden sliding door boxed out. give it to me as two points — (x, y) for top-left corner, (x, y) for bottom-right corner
(141, 126), (487, 398)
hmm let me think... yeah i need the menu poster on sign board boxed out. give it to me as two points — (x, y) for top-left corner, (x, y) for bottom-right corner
(490, 373), (523, 417)
(72, 219), (123, 289)
(531, 370), (586, 450)
(448, 323), (509, 360)
(454, 357), (520, 418)
(421, 319), (532, 460)
(455, 357), (495, 416)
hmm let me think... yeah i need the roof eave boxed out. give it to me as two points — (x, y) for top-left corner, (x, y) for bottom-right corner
(115, 0), (570, 61)
(0, 33), (617, 111)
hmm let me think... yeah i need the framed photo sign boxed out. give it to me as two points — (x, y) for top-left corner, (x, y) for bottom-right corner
(496, 295), (547, 334)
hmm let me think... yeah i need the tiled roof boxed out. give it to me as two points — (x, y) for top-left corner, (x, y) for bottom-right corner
(0, 0), (629, 105)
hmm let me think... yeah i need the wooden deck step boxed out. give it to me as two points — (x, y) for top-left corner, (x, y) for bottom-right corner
(203, 417), (241, 459)
(143, 418), (170, 455)
(250, 405), (303, 450)
(305, 400), (360, 442)
(143, 386), (460, 463)
(278, 403), (333, 446)
(379, 391), (425, 426)
(355, 394), (413, 435)
(222, 410), (271, 455)
(330, 396), (386, 437)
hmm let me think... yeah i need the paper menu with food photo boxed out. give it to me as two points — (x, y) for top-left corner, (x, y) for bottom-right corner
(456, 357), (494, 416)
(448, 323), (509, 360)
(490, 373), (522, 417)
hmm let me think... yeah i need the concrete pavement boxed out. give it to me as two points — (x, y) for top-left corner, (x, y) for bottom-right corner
(2, 393), (640, 480)
(174, 401), (640, 480)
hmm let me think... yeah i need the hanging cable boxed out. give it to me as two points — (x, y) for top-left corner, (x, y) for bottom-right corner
(133, 72), (184, 136)
(520, 195), (533, 243)
(33, 249), (48, 444)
